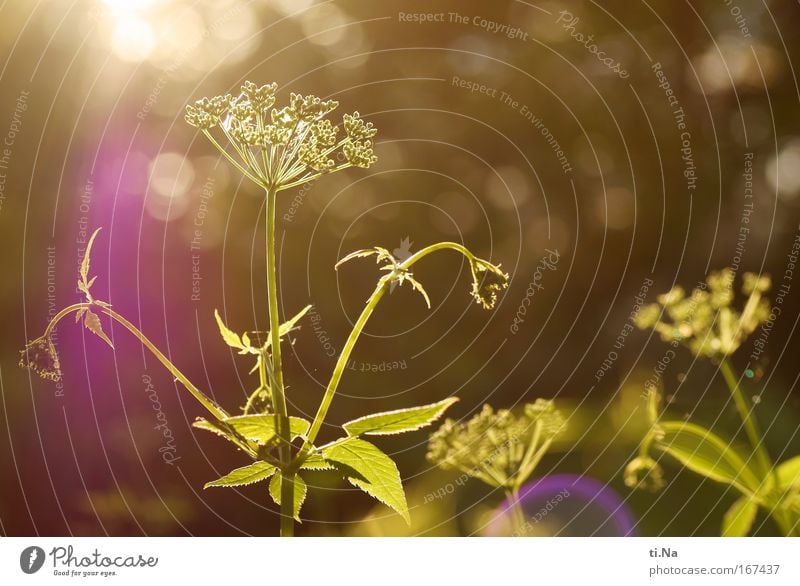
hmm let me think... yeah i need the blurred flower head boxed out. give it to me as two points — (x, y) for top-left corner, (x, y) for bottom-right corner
(634, 269), (771, 358)
(427, 399), (564, 489)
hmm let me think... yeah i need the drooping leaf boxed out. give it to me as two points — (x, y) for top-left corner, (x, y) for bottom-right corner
(214, 309), (247, 351)
(83, 308), (113, 348)
(722, 496), (758, 537)
(204, 461), (277, 488)
(224, 414), (310, 444)
(322, 438), (409, 524)
(776, 455), (800, 489)
(268, 473), (307, 521)
(343, 398), (458, 437)
(655, 421), (760, 493)
(404, 274), (431, 308)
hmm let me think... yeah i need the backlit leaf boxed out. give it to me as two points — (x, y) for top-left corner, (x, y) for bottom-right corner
(214, 309), (246, 350)
(80, 228), (102, 285)
(268, 473), (307, 521)
(335, 247), (394, 270)
(722, 496), (758, 537)
(776, 455), (800, 489)
(343, 398), (458, 437)
(322, 438), (409, 523)
(224, 414), (310, 444)
(656, 421), (760, 493)
(277, 304), (312, 339)
(204, 461), (277, 488)
(192, 417), (258, 458)
(300, 453), (334, 470)
(84, 308), (113, 348)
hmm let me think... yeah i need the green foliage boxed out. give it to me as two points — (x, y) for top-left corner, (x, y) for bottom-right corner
(205, 462), (277, 488)
(215, 305), (312, 355)
(223, 414), (310, 444)
(22, 81), (511, 537)
(655, 421), (761, 493)
(336, 247), (431, 307)
(269, 474), (307, 521)
(192, 417), (258, 458)
(629, 271), (800, 536)
(322, 438), (410, 524)
(722, 496), (759, 537)
(75, 227), (113, 348)
(343, 398), (458, 436)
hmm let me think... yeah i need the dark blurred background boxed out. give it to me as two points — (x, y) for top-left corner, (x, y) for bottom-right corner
(1, 0), (799, 536)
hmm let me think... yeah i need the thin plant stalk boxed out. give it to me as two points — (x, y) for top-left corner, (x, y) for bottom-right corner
(43, 303), (228, 421)
(264, 185), (294, 537)
(506, 488), (528, 536)
(718, 359), (796, 534)
(298, 241), (480, 459)
(718, 359), (772, 477)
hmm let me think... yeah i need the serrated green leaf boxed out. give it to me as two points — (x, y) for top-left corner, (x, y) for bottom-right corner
(193, 417), (232, 438)
(192, 417), (258, 458)
(268, 473), (307, 521)
(776, 455), (800, 489)
(224, 414), (310, 444)
(656, 421), (761, 493)
(343, 398), (458, 437)
(204, 461), (277, 488)
(278, 304), (312, 338)
(722, 496), (758, 536)
(300, 453), (334, 470)
(80, 228), (101, 285)
(405, 274), (431, 308)
(214, 309), (246, 350)
(335, 247), (394, 270)
(322, 438), (409, 524)
(83, 308), (113, 348)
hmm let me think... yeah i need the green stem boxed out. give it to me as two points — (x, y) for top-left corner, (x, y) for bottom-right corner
(44, 303), (228, 420)
(300, 278), (389, 455)
(505, 488), (528, 536)
(515, 422), (542, 486)
(719, 359), (772, 478)
(298, 241), (481, 461)
(717, 359), (796, 534)
(264, 186), (294, 537)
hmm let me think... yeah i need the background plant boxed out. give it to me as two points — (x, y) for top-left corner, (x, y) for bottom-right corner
(20, 81), (509, 537)
(626, 269), (800, 536)
(426, 399), (565, 535)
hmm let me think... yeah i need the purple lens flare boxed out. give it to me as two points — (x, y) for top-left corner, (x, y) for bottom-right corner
(487, 474), (637, 536)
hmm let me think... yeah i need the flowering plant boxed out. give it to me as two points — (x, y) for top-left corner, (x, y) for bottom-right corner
(627, 270), (800, 536)
(427, 399), (565, 535)
(21, 81), (509, 536)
